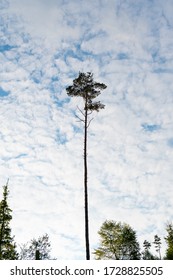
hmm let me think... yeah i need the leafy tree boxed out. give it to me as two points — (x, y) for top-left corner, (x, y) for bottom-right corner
(164, 223), (173, 260)
(142, 240), (155, 260)
(0, 181), (18, 259)
(19, 233), (52, 260)
(93, 220), (140, 260)
(153, 234), (162, 259)
(66, 72), (107, 260)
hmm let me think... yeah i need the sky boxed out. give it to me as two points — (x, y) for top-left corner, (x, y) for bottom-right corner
(0, 0), (173, 260)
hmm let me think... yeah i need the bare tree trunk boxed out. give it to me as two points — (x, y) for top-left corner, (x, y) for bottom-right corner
(84, 105), (90, 260)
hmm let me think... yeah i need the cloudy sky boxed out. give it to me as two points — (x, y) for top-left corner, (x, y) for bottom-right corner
(1, 0), (173, 259)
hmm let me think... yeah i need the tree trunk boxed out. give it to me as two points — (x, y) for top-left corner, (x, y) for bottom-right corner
(35, 249), (40, 260)
(84, 105), (90, 260)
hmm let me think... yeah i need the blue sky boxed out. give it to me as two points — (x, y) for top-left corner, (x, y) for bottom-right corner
(0, 0), (173, 259)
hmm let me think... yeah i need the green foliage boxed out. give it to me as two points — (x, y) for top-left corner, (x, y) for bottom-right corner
(19, 233), (52, 260)
(141, 240), (156, 260)
(164, 223), (173, 259)
(93, 220), (141, 260)
(66, 72), (106, 113)
(0, 182), (18, 259)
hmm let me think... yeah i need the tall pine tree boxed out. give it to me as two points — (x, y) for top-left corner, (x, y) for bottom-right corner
(66, 72), (107, 260)
(0, 181), (18, 259)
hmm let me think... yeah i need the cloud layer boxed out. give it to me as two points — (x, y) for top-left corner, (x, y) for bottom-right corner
(0, 0), (173, 259)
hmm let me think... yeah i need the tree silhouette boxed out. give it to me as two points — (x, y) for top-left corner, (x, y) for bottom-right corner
(142, 240), (155, 260)
(165, 223), (173, 259)
(153, 234), (162, 259)
(0, 181), (18, 259)
(19, 233), (52, 260)
(66, 72), (107, 260)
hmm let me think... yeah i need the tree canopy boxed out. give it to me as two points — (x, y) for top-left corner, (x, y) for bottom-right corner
(66, 72), (106, 113)
(19, 233), (52, 260)
(94, 220), (141, 260)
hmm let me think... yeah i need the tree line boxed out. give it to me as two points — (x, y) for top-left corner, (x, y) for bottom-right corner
(0, 182), (173, 260)
(94, 220), (173, 260)
(0, 182), (52, 260)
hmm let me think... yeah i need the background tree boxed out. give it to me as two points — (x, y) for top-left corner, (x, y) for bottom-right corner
(153, 234), (162, 259)
(93, 220), (140, 260)
(66, 72), (107, 260)
(0, 181), (18, 259)
(142, 240), (155, 260)
(19, 233), (52, 260)
(164, 223), (173, 259)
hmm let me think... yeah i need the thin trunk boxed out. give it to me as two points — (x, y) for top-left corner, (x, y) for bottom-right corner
(84, 104), (90, 260)
(158, 248), (161, 260)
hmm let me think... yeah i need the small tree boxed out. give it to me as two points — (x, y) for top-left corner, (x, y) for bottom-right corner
(0, 181), (18, 259)
(153, 234), (162, 259)
(142, 240), (155, 260)
(66, 72), (107, 260)
(93, 220), (140, 260)
(164, 223), (173, 260)
(19, 233), (52, 260)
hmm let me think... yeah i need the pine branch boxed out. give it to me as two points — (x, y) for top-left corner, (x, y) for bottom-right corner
(87, 117), (94, 128)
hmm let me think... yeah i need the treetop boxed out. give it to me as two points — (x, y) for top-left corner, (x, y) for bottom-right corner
(66, 72), (107, 114)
